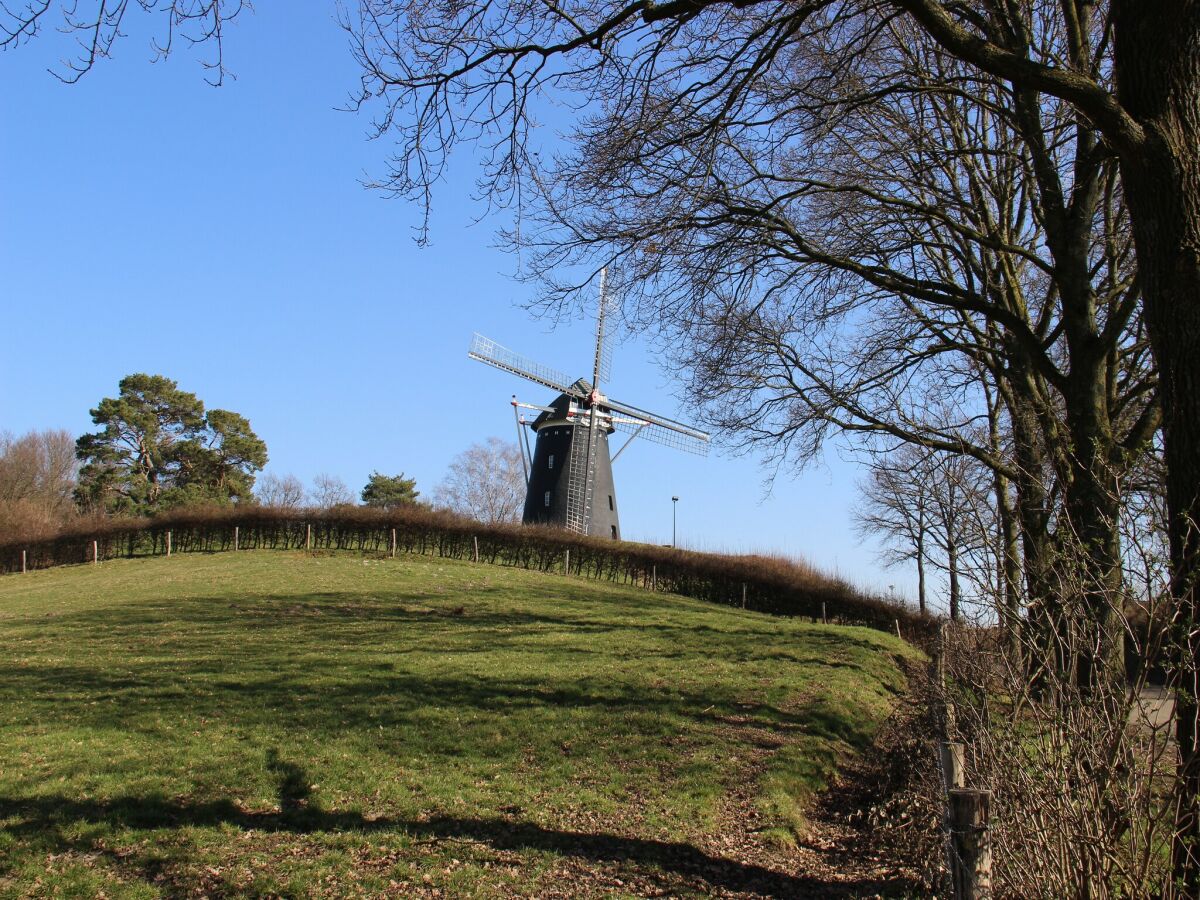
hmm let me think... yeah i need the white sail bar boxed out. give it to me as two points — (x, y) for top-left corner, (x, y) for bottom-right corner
(469, 333), (582, 397)
(604, 397), (710, 456)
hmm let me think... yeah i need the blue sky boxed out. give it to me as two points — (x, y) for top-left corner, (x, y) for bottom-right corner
(0, 4), (924, 605)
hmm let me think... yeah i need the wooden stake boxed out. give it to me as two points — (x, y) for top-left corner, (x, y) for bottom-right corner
(940, 741), (965, 791)
(565, 549), (570, 575)
(949, 789), (992, 899)
(306, 523), (311, 551)
(822, 602), (827, 624)
(652, 565), (656, 592)
(166, 531), (172, 557)
(92, 540), (98, 565)
(234, 526), (239, 552)
(937, 623), (948, 689)
(895, 618), (902, 640)
(741, 583), (747, 609)
(21, 550), (27, 573)
(473, 536), (479, 563)
(391, 528), (397, 559)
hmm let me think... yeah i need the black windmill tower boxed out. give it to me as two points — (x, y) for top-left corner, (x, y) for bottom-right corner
(468, 269), (710, 539)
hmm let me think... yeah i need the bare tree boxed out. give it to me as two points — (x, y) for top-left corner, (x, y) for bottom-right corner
(308, 473), (354, 510)
(1, 1), (245, 84)
(0, 429), (78, 515)
(255, 472), (305, 509)
(854, 447), (935, 615)
(0, 429), (80, 543)
(855, 443), (996, 619)
(432, 437), (526, 525)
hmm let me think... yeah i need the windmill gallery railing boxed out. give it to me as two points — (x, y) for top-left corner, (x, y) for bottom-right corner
(0, 506), (930, 639)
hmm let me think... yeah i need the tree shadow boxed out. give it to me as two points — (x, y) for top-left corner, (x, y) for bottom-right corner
(0, 748), (916, 897)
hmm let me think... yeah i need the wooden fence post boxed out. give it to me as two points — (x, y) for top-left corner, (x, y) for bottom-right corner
(940, 742), (965, 791)
(822, 602), (827, 624)
(92, 540), (98, 565)
(741, 583), (747, 609)
(234, 526), (239, 552)
(167, 531), (172, 557)
(21, 550), (27, 574)
(391, 528), (397, 559)
(565, 549), (570, 575)
(895, 618), (902, 640)
(306, 523), (312, 551)
(949, 789), (992, 899)
(937, 625), (948, 688)
(652, 565), (656, 592)
(473, 536), (479, 563)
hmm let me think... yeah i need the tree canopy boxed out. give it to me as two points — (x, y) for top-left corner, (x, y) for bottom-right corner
(360, 471), (420, 509)
(75, 374), (267, 514)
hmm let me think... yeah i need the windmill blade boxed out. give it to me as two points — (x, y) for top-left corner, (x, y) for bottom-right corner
(604, 397), (711, 456)
(591, 268), (614, 388)
(469, 333), (582, 397)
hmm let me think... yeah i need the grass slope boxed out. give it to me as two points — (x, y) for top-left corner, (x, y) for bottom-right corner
(0, 552), (917, 898)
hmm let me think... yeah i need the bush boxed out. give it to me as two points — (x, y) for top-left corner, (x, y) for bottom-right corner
(0, 505), (930, 639)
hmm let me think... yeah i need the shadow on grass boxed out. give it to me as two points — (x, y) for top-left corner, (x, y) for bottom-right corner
(0, 762), (913, 898)
(0, 583), (913, 894)
(0, 657), (876, 754)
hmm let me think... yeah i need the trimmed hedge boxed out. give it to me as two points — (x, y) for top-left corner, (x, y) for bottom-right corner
(0, 505), (931, 639)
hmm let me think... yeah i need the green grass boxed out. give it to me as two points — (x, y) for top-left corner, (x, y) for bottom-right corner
(0, 551), (917, 897)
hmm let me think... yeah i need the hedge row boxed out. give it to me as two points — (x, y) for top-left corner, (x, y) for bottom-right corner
(0, 505), (931, 639)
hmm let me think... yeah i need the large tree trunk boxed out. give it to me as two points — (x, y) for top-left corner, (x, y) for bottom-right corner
(995, 469), (1022, 659)
(1113, 3), (1200, 889)
(1006, 376), (1063, 693)
(1060, 365), (1126, 692)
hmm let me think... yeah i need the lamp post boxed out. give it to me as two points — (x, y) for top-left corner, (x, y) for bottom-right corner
(672, 495), (679, 548)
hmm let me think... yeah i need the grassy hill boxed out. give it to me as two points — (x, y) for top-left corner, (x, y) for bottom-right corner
(0, 552), (918, 897)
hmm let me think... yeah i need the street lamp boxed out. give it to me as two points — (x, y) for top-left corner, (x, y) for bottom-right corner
(672, 496), (679, 548)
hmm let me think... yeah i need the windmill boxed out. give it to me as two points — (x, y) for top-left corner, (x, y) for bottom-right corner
(468, 270), (710, 539)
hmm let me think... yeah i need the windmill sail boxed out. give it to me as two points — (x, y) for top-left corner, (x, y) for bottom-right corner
(592, 269), (614, 388)
(605, 397), (710, 456)
(565, 404), (602, 534)
(563, 268), (617, 535)
(469, 333), (582, 397)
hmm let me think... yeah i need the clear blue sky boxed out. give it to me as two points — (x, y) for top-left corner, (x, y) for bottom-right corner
(0, 4), (926, 606)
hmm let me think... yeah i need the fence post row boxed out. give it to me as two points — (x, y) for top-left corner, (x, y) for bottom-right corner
(3, 518), (916, 642)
